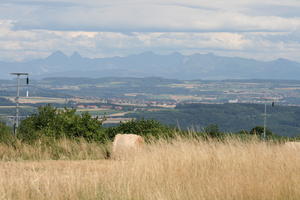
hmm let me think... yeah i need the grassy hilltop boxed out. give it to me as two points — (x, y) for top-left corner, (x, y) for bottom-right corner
(0, 105), (299, 199)
(0, 137), (299, 200)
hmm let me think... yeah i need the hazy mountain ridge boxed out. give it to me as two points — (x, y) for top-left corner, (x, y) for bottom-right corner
(1, 51), (300, 80)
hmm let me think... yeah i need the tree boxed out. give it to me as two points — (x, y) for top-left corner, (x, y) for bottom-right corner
(105, 119), (174, 140)
(18, 105), (107, 142)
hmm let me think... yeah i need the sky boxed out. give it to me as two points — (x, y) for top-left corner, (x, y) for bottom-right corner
(1, 0), (300, 61)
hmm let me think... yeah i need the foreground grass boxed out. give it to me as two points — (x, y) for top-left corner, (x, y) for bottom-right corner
(0, 139), (109, 161)
(0, 137), (299, 200)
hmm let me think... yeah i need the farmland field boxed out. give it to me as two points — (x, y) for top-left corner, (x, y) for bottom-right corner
(0, 106), (32, 109)
(76, 109), (117, 115)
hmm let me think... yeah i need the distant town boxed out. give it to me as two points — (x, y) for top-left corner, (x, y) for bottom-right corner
(1, 77), (300, 128)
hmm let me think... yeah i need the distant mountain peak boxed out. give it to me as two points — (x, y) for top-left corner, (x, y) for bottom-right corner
(170, 52), (183, 57)
(1, 51), (300, 80)
(47, 51), (68, 60)
(70, 51), (82, 59)
(271, 58), (298, 65)
(207, 52), (215, 55)
(139, 51), (156, 56)
(275, 58), (290, 62)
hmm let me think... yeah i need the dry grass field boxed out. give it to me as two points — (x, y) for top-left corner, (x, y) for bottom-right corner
(0, 138), (299, 200)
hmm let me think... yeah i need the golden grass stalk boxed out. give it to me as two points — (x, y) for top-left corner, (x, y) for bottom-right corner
(0, 138), (109, 161)
(0, 137), (299, 200)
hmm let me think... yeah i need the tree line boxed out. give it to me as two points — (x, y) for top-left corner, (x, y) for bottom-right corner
(0, 105), (295, 145)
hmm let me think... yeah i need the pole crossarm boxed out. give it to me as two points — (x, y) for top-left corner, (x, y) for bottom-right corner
(10, 73), (29, 76)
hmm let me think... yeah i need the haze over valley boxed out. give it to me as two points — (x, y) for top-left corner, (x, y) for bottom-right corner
(1, 51), (300, 80)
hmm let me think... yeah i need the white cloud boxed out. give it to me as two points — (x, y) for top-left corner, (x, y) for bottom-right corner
(0, 0), (298, 32)
(7, 2), (300, 32)
(0, 0), (300, 62)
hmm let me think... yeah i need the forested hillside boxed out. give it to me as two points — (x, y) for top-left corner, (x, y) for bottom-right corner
(127, 103), (300, 137)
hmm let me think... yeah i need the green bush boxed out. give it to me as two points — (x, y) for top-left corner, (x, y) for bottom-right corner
(18, 105), (107, 143)
(105, 119), (175, 140)
(0, 122), (15, 144)
(203, 124), (224, 138)
(250, 126), (273, 137)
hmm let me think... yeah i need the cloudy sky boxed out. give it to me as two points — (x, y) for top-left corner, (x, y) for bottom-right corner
(1, 0), (300, 61)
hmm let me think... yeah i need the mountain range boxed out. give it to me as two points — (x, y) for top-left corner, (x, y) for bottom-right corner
(1, 51), (300, 80)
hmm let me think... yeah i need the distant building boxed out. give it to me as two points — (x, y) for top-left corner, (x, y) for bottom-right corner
(77, 105), (85, 109)
(87, 105), (98, 109)
(101, 105), (113, 109)
(228, 99), (239, 103)
(115, 106), (123, 110)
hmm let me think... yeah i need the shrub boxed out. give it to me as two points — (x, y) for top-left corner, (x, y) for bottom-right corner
(203, 124), (224, 138)
(0, 122), (15, 144)
(105, 119), (175, 140)
(250, 126), (273, 137)
(18, 105), (107, 143)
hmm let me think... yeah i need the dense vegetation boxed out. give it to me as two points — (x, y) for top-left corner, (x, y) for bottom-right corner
(0, 104), (298, 149)
(0, 105), (177, 144)
(105, 119), (175, 140)
(128, 103), (300, 137)
(0, 122), (15, 144)
(18, 105), (108, 143)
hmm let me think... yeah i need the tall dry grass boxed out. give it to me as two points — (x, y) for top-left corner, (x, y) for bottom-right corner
(0, 137), (299, 200)
(0, 138), (109, 161)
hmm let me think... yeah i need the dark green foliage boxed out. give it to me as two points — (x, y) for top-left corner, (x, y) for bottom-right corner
(250, 126), (273, 136)
(203, 124), (224, 138)
(128, 103), (300, 137)
(0, 122), (15, 144)
(105, 119), (175, 140)
(18, 105), (107, 143)
(12, 104), (295, 145)
(18, 105), (175, 143)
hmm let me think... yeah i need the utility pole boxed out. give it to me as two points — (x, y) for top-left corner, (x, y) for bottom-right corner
(263, 103), (267, 140)
(10, 73), (29, 135)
